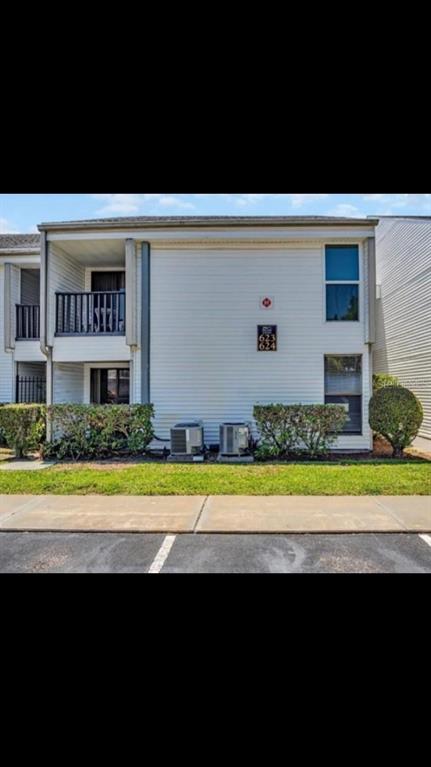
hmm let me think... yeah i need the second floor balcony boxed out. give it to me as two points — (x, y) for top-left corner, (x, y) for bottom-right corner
(55, 291), (126, 336)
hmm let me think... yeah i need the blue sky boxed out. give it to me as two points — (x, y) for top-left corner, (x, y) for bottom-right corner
(1, 193), (430, 233)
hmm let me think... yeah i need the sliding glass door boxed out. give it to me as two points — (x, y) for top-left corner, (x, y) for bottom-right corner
(90, 368), (130, 405)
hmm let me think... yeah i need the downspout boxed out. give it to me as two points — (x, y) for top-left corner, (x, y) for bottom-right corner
(39, 230), (53, 439)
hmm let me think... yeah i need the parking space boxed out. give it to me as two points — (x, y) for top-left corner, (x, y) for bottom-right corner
(0, 531), (430, 573)
(160, 533), (431, 573)
(0, 532), (164, 573)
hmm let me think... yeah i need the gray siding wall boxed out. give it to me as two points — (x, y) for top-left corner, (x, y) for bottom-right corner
(374, 218), (431, 438)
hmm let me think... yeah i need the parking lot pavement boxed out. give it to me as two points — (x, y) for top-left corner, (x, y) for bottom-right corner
(161, 533), (431, 573)
(0, 532), (165, 573)
(0, 532), (430, 573)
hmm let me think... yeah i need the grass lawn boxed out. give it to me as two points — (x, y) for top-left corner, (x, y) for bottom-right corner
(0, 460), (429, 495)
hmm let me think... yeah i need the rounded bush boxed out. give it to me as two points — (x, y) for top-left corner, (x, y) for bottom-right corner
(372, 373), (400, 393)
(369, 386), (423, 457)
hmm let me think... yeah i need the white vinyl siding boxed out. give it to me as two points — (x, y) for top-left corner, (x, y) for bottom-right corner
(14, 341), (46, 362)
(374, 218), (431, 439)
(52, 335), (130, 362)
(150, 246), (371, 448)
(53, 363), (84, 403)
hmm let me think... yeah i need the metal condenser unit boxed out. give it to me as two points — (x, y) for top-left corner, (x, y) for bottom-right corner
(170, 421), (204, 459)
(219, 423), (251, 457)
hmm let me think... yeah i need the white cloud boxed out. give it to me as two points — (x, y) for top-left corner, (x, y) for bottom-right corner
(0, 217), (19, 233)
(92, 194), (147, 214)
(158, 196), (195, 210)
(327, 203), (364, 218)
(220, 193), (330, 209)
(286, 194), (330, 208)
(92, 193), (195, 214)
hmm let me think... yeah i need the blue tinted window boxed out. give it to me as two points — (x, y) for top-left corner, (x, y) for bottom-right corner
(325, 245), (359, 281)
(326, 284), (359, 321)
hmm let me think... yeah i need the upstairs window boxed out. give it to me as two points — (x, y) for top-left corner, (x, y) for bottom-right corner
(325, 245), (359, 321)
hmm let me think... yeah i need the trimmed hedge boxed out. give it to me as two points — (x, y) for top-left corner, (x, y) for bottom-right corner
(253, 404), (347, 458)
(369, 386), (423, 457)
(0, 404), (46, 458)
(44, 404), (154, 460)
(373, 373), (400, 393)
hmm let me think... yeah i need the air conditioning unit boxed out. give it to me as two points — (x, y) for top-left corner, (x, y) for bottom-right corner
(170, 421), (204, 460)
(219, 423), (251, 457)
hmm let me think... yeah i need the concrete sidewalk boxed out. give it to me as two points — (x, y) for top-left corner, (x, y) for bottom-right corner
(0, 494), (429, 533)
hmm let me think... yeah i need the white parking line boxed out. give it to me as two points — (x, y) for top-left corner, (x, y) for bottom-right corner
(419, 534), (431, 548)
(148, 535), (176, 573)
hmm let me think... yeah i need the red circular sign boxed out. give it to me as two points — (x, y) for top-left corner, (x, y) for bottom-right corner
(262, 297), (272, 308)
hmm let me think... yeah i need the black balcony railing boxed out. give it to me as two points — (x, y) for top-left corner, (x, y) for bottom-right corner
(16, 305), (40, 339)
(55, 291), (126, 335)
(16, 376), (46, 404)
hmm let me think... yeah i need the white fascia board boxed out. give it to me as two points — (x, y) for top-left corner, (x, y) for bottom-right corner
(0, 255), (41, 266)
(47, 226), (376, 243)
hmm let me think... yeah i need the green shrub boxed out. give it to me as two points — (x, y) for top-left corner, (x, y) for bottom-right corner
(369, 386), (423, 457)
(295, 405), (348, 457)
(253, 404), (300, 457)
(0, 404), (46, 458)
(253, 404), (347, 458)
(373, 373), (400, 393)
(44, 404), (154, 460)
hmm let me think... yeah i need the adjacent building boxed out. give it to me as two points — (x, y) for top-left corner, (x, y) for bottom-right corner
(374, 216), (431, 441)
(0, 235), (45, 405)
(2, 216), (379, 450)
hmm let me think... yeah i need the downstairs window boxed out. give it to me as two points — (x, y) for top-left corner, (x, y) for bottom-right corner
(324, 355), (362, 434)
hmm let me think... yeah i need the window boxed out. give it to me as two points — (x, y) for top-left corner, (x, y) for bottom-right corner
(325, 245), (359, 321)
(324, 355), (362, 434)
(90, 368), (130, 404)
(91, 271), (125, 291)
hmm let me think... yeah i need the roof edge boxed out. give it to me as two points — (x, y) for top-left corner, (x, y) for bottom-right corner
(38, 216), (379, 232)
(0, 248), (41, 255)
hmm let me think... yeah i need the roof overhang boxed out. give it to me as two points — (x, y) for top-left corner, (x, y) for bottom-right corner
(39, 216), (380, 233)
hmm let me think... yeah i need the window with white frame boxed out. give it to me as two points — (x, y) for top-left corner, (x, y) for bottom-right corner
(324, 355), (362, 434)
(325, 245), (359, 321)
